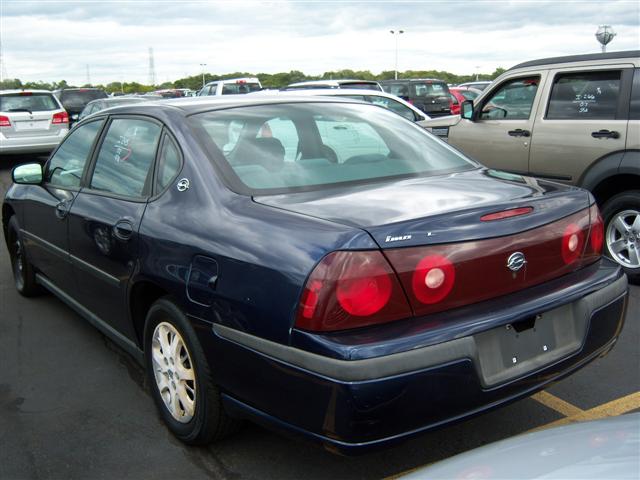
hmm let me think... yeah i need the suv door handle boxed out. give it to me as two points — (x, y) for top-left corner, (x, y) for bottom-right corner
(55, 200), (70, 219)
(508, 129), (531, 137)
(591, 129), (620, 139)
(113, 219), (134, 241)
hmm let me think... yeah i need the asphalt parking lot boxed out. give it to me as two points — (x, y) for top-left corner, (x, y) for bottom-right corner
(0, 153), (638, 480)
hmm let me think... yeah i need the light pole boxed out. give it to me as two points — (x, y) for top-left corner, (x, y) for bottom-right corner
(595, 25), (616, 53)
(200, 63), (207, 89)
(390, 29), (404, 80)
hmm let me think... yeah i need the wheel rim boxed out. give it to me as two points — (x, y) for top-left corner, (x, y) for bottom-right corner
(151, 322), (196, 423)
(606, 209), (640, 269)
(11, 237), (25, 290)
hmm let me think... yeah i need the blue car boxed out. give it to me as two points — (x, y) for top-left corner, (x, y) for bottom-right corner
(2, 96), (629, 453)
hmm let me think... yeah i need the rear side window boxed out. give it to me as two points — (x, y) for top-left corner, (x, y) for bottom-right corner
(45, 120), (104, 188)
(480, 76), (540, 120)
(0, 93), (59, 112)
(629, 68), (640, 120)
(156, 135), (182, 191)
(90, 118), (161, 197)
(547, 70), (621, 120)
(386, 84), (410, 97)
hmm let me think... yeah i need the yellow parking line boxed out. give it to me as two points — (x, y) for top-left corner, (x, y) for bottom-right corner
(531, 390), (584, 417)
(530, 391), (640, 432)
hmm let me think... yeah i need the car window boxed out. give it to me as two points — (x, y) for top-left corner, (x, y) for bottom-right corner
(367, 95), (417, 121)
(45, 120), (104, 189)
(156, 134), (182, 191)
(480, 76), (540, 120)
(413, 82), (448, 97)
(221, 83), (261, 95)
(630, 68), (640, 121)
(90, 118), (161, 197)
(190, 103), (475, 194)
(257, 118), (300, 162)
(547, 70), (621, 120)
(0, 93), (59, 112)
(386, 84), (410, 98)
(460, 90), (479, 101)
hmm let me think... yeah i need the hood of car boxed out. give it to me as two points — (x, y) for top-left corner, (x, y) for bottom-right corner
(254, 168), (590, 248)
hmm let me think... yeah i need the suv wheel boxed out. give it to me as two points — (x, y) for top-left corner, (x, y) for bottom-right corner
(601, 191), (640, 284)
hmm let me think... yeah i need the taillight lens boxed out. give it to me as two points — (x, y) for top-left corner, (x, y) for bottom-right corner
(52, 111), (69, 124)
(561, 223), (585, 265)
(0, 115), (11, 127)
(587, 203), (604, 256)
(412, 255), (455, 304)
(295, 251), (411, 332)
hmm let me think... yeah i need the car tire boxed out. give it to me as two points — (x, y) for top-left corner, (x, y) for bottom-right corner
(144, 297), (239, 445)
(601, 190), (640, 284)
(7, 216), (41, 296)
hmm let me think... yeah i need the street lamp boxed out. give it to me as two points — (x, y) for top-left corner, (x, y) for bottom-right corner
(199, 63), (207, 89)
(595, 25), (616, 53)
(390, 29), (404, 80)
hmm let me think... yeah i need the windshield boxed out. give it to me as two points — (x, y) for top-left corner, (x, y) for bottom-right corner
(0, 93), (59, 112)
(189, 102), (476, 195)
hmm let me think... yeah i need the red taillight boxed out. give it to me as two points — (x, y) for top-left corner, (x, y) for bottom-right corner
(587, 204), (604, 255)
(52, 111), (69, 124)
(561, 223), (585, 265)
(295, 251), (411, 332)
(0, 115), (10, 127)
(412, 255), (455, 304)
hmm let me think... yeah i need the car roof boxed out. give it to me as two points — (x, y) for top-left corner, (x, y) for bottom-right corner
(380, 78), (447, 83)
(287, 79), (379, 87)
(509, 50), (640, 70)
(0, 89), (56, 95)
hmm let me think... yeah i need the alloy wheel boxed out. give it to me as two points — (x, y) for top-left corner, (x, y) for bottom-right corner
(151, 322), (197, 423)
(606, 209), (640, 269)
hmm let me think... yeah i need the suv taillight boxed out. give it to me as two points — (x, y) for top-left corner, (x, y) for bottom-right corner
(0, 115), (11, 127)
(52, 111), (69, 124)
(295, 251), (412, 332)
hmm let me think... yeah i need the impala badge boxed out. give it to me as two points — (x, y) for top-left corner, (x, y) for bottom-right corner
(507, 252), (526, 272)
(177, 178), (190, 192)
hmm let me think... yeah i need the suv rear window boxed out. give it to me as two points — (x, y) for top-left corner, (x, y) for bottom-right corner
(413, 82), (448, 96)
(60, 90), (108, 107)
(0, 93), (59, 112)
(190, 102), (475, 195)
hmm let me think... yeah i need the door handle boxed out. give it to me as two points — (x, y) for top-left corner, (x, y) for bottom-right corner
(55, 201), (70, 219)
(591, 129), (620, 139)
(113, 220), (134, 241)
(508, 129), (531, 137)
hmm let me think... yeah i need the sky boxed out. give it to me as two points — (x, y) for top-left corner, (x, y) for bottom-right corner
(1, 0), (639, 86)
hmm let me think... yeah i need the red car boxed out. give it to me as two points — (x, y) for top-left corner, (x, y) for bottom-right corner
(449, 87), (482, 115)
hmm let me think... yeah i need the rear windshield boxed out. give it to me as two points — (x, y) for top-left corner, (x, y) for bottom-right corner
(189, 102), (475, 195)
(221, 83), (262, 95)
(0, 93), (59, 112)
(339, 83), (381, 91)
(413, 82), (449, 96)
(60, 90), (108, 106)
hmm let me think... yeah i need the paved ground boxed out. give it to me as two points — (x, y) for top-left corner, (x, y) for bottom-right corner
(0, 153), (638, 480)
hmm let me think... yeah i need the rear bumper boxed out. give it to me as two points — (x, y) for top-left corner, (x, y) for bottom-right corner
(202, 259), (628, 453)
(0, 130), (66, 153)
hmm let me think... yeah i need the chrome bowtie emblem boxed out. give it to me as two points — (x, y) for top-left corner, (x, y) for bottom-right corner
(507, 252), (527, 272)
(176, 178), (190, 192)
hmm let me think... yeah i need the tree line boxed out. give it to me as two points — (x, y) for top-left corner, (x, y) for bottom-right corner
(0, 67), (507, 93)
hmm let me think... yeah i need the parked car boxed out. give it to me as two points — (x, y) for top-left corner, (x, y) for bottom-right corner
(153, 89), (185, 98)
(380, 79), (452, 117)
(458, 80), (492, 91)
(402, 413), (640, 479)
(282, 79), (383, 91)
(53, 88), (108, 125)
(449, 87), (482, 115)
(198, 77), (262, 96)
(423, 50), (640, 282)
(3, 96), (628, 453)
(0, 89), (69, 154)
(254, 88), (430, 123)
(78, 96), (160, 121)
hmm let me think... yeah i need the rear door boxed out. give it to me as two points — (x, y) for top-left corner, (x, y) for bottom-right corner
(67, 116), (162, 337)
(528, 65), (633, 184)
(448, 74), (546, 173)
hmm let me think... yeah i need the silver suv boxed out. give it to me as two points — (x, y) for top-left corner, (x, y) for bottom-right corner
(425, 50), (640, 282)
(0, 90), (69, 154)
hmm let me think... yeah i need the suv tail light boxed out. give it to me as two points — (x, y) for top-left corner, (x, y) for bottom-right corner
(52, 111), (69, 124)
(0, 115), (11, 127)
(295, 251), (412, 332)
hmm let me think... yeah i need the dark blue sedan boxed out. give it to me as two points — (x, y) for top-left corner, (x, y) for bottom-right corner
(2, 96), (629, 453)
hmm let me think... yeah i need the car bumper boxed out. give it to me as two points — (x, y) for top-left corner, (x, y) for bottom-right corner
(0, 131), (67, 154)
(200, 258), (628, 453)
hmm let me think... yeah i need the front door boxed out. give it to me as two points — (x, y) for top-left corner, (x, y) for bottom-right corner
(67, 116), (162, 338)
(448, 74), (546, 174)
(22, 119), (104, 294)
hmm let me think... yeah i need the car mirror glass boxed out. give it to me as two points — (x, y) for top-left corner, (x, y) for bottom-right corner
(12, 163), (43, 185)
(461, 100), (474, 120)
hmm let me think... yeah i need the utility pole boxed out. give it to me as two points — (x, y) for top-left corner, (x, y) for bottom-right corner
(86, 64), (91, 86)
(148, 47), (156, 86)
(390, 30), (404, 80)
(200, 63), (207, 89)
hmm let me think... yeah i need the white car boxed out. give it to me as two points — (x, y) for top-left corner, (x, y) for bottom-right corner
(283, 79), (383, 91)
(198, 77), (262, 96)
(0, 90), (69, 154)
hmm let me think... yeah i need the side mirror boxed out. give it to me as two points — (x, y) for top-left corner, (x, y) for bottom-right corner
(12, 163), (43, 185)
(461, 100), (474, 120)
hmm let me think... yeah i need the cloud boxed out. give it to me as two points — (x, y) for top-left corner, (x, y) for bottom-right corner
(1, 0), (638, 85)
